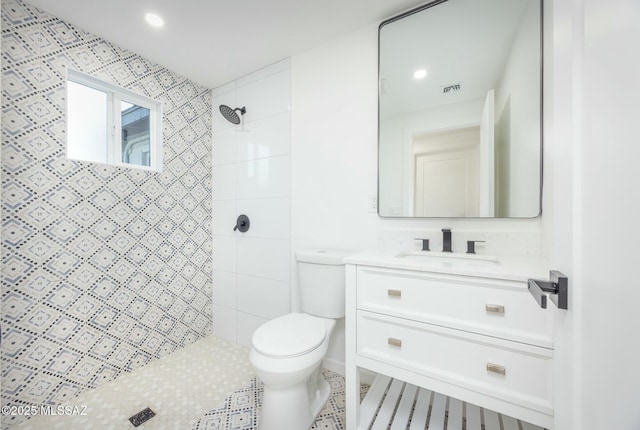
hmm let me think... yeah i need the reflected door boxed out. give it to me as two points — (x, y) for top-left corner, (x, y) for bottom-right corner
(414, 149), (479, 217)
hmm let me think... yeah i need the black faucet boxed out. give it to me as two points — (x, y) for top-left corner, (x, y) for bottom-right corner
(466, 240), (485, 254)
(442, 229), (452, 252)
(414, 238), (430, 251)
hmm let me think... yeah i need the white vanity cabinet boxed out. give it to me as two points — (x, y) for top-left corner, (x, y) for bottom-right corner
(345, 255), (555, 430)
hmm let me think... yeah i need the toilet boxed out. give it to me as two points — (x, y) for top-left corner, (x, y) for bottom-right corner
(249, 249), (350, 430)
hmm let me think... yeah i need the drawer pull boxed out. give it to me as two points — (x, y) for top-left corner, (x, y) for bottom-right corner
(486, 363), (506, 375)
(485, 304), (505, 314)
(388, 337), (402, 348)
(387, 289), (402, 297)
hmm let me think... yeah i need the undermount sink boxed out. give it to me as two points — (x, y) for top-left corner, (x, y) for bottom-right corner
(395, 251), (500, 267)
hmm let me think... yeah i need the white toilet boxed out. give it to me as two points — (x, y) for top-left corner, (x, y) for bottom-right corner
(249, 249), (350, 430)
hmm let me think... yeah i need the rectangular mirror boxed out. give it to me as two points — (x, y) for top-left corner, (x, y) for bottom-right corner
(378, 0), (542, 218)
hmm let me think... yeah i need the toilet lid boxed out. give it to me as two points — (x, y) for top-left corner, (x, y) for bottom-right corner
(252, 313), (327, 358)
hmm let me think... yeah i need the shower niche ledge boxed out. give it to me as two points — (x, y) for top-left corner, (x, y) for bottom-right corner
(344, 250), (555, 430)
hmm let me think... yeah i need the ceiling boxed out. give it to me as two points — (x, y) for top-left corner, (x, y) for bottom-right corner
(26, 0), (425, 89)
(380, 0), (532, 117)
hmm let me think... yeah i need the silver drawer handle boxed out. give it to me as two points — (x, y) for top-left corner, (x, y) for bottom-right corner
(388, 337), (402, 348)
(485, 304), (505, 314)
(486, 363), (506, 375)
(387, 289), (402, 297)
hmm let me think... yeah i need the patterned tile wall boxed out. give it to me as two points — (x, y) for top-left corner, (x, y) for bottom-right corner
(1, 0), (213, 426)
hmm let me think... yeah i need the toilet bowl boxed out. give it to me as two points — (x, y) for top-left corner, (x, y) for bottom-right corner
(250, 313), (336, 430)
(249, 249), (350, 430)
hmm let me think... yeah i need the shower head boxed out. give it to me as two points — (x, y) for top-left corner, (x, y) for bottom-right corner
(219, 105), (246, 125)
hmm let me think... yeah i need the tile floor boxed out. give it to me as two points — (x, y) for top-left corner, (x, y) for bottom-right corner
(191, 369), (364, 430)
(11, 336), (254, 430)
(6, 333), (540, 430)
(7, 335), (354, 430)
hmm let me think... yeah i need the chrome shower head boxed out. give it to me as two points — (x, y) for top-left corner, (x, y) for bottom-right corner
(219, 105), (246, 125)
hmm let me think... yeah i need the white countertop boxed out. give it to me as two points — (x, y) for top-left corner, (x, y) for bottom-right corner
(344, 248), (551, 282)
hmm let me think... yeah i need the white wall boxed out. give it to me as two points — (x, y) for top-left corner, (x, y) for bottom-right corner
(291, 24), (546, 374)
(495, 0), (542, 217)
(291, 26), (380, 372)
(211, 59), (292, 347)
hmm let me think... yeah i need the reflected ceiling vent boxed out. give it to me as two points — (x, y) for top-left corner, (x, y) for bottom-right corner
(441, 83), (462, 94)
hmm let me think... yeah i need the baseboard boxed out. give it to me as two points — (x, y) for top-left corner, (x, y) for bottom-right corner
(322, 357), (345, 376)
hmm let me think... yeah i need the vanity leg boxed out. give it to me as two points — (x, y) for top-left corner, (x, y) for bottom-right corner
(345, 366), (360, 429)
(345, 264), (360, 428)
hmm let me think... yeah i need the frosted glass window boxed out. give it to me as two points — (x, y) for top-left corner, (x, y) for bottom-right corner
(66, 69), (162, 171)
(67, 81), (108, 164)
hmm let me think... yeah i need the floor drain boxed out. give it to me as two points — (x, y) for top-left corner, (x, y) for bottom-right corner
(129, 407), (156, 427)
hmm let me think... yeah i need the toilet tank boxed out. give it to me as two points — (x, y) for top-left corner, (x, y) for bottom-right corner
(296, 249), (352, 319)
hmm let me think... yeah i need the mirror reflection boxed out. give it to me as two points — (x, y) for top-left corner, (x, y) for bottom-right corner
(378, 0), (542, 218)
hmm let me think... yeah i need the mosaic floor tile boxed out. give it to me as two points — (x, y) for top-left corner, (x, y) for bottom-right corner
(5, 335), (366, 430)
(11, 336), (254, 430)
(191, 369), (370, 430)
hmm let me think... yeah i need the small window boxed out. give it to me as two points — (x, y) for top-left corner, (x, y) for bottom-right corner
(66, 69), (162, 171)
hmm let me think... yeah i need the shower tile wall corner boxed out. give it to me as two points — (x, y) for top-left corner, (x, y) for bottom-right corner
(1, 0), (212, 426)
(212, 59), (291, 347)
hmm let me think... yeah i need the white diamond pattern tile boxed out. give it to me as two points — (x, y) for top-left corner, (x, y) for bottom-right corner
(45, 185), (81, 210)
(44, 218), (80, 244)
(44, 250), (80, 276)
(20, 305), (58, 334)
(2, 180), (35, 210)
(44, 156), (79, 180)
(65, 201), (99, 227)
(89, 189), (119, 211)
(16, 131), (57, 161)
(67, 232), (99, 257)
(66, 169), (98, 194)
(20, 165), (57, 194)
(109, 201), (136, 225)
(2, 142), (33, 173)
(2, 218), (34, 247)
(88, 218), (117, 240)
(44, 283), (81, 309)
(1, 0), (213, 425)
(2, 292), (35, 320)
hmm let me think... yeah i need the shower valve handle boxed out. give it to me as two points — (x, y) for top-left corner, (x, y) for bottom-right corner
(233, 214), (250, 233)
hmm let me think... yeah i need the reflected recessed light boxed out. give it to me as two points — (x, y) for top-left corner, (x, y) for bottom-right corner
(413, 69), (428, 80)
(145, 13), (164, 28)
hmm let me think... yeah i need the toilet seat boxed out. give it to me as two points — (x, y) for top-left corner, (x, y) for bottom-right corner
(252, 313), (327, 358)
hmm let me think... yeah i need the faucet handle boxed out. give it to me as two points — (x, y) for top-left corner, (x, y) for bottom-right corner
(466, 240), (486, 254)
(414, 238), (430, 251)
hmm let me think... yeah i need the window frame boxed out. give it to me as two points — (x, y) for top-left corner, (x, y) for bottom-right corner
(66, 68), (163, 172)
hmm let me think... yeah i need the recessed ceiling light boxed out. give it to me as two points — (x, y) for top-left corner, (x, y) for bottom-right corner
(413, 69), (428, 80)
(145, 13), (164, 28)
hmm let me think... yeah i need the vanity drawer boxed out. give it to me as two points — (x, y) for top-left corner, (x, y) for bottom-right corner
(356, 266), (553, 348)
(356, 310), (554, 415)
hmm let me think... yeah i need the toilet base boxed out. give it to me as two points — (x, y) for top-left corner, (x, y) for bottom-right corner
(259, 366), (331, 430)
